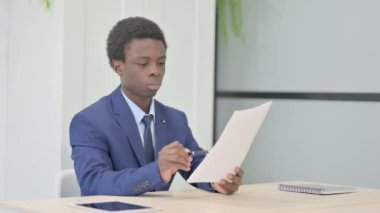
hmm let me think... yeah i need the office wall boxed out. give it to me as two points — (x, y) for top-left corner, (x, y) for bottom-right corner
(62, 0), (216, 190)
(0, 0), (8, 202)
(216, 0), (380, 188)
(216, 99), (380, 187)
(3, 0), (63, 200)
(217, 0), (380, 93)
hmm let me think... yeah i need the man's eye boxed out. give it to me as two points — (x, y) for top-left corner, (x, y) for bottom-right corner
(158, 62), (165, 66)
(136, 62), (147, 66)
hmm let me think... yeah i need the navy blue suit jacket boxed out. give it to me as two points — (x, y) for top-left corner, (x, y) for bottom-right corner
(70, 86), (213, 195)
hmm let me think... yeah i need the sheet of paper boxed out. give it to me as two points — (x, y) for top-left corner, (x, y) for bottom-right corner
(187, 101), (272, 183)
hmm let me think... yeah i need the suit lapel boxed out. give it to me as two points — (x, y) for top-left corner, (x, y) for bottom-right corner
(110, 86), (146, 166)
(154, 101), (169, 156)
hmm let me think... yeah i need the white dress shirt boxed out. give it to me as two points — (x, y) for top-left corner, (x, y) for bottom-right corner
(121, 89), (156, 150)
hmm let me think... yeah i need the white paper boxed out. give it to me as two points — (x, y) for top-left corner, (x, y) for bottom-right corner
(187, 101), (272, 183)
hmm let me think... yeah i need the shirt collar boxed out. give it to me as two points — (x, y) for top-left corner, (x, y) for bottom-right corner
(121, 89), (155, 124)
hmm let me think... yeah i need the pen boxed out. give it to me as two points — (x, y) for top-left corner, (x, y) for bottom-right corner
(189, 150), (208, 157)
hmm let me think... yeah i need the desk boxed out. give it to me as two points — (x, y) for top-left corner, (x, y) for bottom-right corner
(1, 182), (380, 212)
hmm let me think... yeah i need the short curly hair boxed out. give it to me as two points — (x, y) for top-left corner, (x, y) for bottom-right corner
(106, 17), (167, 67)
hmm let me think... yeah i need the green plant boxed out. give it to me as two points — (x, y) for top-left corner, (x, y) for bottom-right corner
(217, 0), (243, 44)
(40, 0), (52, 11)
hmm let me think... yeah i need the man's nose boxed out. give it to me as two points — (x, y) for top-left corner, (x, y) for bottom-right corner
(148, 64), (163, 76)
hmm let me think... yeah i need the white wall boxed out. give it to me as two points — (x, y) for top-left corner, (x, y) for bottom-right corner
(2, 0), (63, 200)
(62, 0), (216, 191)
(0, 0), (9, 202)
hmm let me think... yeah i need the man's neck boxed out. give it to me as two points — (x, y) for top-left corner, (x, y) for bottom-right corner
(122, 90), (152, 114)
(135, 99), (151, 114)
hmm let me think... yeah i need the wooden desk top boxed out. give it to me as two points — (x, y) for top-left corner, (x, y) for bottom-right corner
(1, 182), (380, 213)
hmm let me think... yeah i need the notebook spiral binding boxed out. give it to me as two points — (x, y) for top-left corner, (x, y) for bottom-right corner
(278, 184), (324, 194)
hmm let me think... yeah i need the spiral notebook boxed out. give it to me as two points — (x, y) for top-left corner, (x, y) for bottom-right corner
(278, 183), (357, 195)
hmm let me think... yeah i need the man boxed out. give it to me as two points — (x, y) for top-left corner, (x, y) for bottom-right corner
(70, 17), (244, 196)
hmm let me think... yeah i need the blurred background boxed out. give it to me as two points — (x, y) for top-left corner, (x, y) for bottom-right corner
(0, 0), (379, 201)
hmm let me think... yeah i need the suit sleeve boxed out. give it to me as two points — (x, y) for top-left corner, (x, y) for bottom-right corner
(70, 113), (166, 196)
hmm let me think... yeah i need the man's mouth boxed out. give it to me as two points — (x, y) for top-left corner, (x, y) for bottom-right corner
(147, 83), (161, 91)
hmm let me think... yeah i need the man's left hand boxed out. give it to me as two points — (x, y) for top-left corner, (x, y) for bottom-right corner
(213, 167), (244, 195)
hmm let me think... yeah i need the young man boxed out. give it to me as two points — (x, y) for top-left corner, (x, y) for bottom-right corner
(70, 17), (244, 196)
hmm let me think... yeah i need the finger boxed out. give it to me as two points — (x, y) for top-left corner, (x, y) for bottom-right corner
(159, 153), (191, 171)
(169, 141), (191, 155)
(161, 153), (191, 169)
(224, 181), (239, 194)
(161, 146), (192, 162)
(221, 179), (239, 193)
(162, 141), (191, 158)
(175, 145), (192, 159)
(227, 173), (241, 186)
(214, 182), (228, 195)
(169, 162), (190, 171)
(215, 179), (238, 195)
(235, 167), (244, 178)
(163, 141), (182, 149)
(158, 159), (190, 173)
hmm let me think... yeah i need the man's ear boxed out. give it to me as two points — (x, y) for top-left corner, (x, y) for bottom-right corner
(111, 60), (123, 76)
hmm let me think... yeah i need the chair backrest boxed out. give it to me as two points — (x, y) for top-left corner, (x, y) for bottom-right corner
(55, 169), (81, 197)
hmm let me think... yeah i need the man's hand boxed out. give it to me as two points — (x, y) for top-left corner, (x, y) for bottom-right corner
(213, 167), (244, 195)
(157, 141), (192, 182)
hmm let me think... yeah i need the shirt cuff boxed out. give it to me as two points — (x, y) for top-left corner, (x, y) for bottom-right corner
(210, 182), (218, 192)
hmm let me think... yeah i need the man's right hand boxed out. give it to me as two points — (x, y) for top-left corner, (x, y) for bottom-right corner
(157, 141), (192, 182)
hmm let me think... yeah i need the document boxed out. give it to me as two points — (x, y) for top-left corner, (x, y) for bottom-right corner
(187, 101), (272, 183)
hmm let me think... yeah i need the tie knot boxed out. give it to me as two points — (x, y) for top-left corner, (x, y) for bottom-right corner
(142, 114), (153, 127)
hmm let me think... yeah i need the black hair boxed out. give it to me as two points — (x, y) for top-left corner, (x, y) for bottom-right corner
(106, 17), (167, 67)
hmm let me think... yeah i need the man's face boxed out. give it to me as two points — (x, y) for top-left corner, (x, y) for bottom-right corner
(115, 38), (166, 104)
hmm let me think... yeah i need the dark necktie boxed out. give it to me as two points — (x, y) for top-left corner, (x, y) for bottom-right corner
(142, 114), (154, 163)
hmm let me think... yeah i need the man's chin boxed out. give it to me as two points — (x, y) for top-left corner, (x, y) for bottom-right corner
(145, 91), (158, 98)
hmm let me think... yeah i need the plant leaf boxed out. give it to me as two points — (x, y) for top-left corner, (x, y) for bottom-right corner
(40, 0), (52, 11)
(217, 0), (229, 45)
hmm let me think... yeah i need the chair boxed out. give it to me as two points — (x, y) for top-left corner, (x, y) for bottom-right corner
(55, 169), (81, 197)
